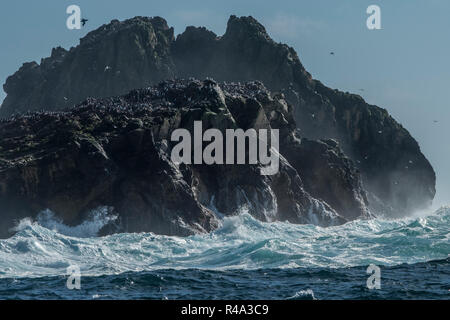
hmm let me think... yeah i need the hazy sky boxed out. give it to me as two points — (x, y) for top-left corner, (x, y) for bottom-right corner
(0, 0), (449, 208)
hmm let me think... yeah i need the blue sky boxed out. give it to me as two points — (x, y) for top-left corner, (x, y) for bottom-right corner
(0, 0), (449, 207)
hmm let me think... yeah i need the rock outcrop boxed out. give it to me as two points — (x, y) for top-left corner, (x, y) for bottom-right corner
(0, 15), (435, 219)
(0, 80), (369, 238)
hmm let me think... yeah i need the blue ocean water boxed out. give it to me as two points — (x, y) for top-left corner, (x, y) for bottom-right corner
(0, 207), (448, 299)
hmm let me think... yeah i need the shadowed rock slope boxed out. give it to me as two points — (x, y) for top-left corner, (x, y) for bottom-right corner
(0, 80), (370, 238)
(0, 15), (435, 218)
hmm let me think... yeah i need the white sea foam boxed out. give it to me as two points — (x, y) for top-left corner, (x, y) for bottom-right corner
(287, 289), (317, 300)
(0, 206), (448, 279)
(34, 207), (118, 238)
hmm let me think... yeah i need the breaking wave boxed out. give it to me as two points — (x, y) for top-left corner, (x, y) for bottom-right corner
(0, 206), (448, 279)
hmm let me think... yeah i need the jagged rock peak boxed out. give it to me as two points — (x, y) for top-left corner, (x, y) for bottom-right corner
(224, 15), (271, 41)
(80, 16), (174, 45)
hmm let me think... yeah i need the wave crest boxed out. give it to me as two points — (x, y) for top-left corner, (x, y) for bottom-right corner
(0, 206), (449, 278)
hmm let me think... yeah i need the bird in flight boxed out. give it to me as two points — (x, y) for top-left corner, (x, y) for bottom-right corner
(330, 52), (335, 55)
(81, 18), (88, 26)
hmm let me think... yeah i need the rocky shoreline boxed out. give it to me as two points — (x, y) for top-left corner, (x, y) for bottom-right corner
(0, 80), (370, 237)
(0, 16), (435, 237)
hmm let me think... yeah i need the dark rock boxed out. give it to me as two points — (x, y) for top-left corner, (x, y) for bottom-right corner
(0, 15), (435, 218)
(1, 16), (176, 116)
(282, 138), (370, 221)
(0, 80), (361, 238)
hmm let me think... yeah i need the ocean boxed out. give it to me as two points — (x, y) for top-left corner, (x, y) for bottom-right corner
(0, 207), (448, 300)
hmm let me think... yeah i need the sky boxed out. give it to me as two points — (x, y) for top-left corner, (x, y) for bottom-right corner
(0, 0), (449, 208)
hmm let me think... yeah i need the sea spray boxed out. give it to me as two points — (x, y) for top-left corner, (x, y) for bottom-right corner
(0, 207), (448, 279)
(34, 207), (118, 238)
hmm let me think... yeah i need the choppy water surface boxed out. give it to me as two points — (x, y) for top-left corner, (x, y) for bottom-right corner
(0, 207), (448, 299)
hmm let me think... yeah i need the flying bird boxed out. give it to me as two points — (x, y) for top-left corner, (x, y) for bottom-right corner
(81, 18), (88, 26)
(330, 52), (335, 55)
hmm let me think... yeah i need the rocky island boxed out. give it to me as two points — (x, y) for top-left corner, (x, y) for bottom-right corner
(0, 16), (435, 237)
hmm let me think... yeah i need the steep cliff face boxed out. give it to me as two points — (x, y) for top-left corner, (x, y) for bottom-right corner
(1, 17), (175, 116)
(0, 15), (435, 217)
(0, 80), (369, 238)
(172, 16), (436, 216)
(312, 83), (436, 216)
(283, 138), (370, 221)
